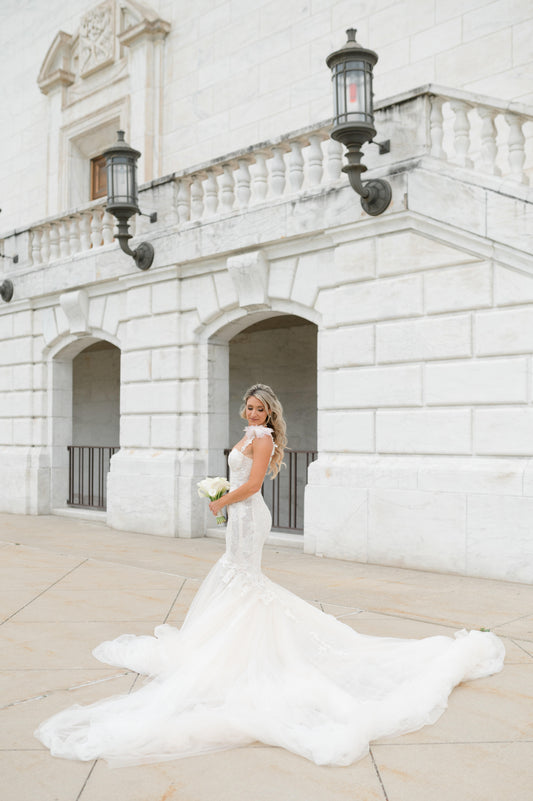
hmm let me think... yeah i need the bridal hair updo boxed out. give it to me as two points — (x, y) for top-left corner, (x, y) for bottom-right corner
(240, 383), (287, 478)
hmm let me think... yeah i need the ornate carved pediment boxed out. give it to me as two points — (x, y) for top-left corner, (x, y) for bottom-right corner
(37, 0), (170, 97)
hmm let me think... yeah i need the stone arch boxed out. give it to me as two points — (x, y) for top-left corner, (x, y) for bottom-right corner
(199, 303), (320, 534)
(46, 331), (122, 511)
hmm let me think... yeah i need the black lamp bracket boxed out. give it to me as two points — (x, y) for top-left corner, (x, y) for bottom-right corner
(370, 139), (391, 155)
(0, 253), (19, 264)
(139, 211), (158, 223)
(341, 143), (392, 216)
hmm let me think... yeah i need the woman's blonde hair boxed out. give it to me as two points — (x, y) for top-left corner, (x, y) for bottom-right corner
(240, 383), (287, 478)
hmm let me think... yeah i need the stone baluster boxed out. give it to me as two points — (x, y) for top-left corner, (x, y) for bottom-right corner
(270, 146), (287, 197)
(450, 100), (473, 168)
(306, 134), (324, 187)
(40, 226), (50, 263)
(219, 164), (235, 212)
(251, 153), (268, 204)
(288, 140), (304, 192)
(429, 96), (446, 160)
(203, 170), (220, 216)
(235, 158), (252, 209)
(58, 219), (71, 258)
(102, 210), (115, 244)
(326, 138), (343, 181)
(176, 178), (191, 224)
(90, 209), (103, 248)
(31, 228), (42, 265)
(190, 175), (204, 220)
(69, 215), (81, 254)
(505, 113), (529, 184)
(478, 107), (501, 176)
(49, 224), (60, 260)
(79, 212), (92, 251)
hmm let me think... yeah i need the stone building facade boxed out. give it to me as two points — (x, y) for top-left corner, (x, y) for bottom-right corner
(1, 0), (533, 584)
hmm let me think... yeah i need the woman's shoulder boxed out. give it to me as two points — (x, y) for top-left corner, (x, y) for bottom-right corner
(244, 425), (273, 440)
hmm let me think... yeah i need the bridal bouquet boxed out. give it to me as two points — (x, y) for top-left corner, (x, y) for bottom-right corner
(197, 476), (231, 525)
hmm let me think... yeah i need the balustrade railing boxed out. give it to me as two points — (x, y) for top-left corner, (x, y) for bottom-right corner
(224, 448), (317, 532)
(67, 445), (119, 510)
(425, 87), (532, 185)
(2, 86), (532, 268)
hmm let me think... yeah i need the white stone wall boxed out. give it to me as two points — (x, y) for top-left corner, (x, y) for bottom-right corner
(1, 0), (533, 232)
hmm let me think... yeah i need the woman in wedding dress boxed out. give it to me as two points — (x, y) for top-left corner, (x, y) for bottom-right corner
(35, 383), (505, 767)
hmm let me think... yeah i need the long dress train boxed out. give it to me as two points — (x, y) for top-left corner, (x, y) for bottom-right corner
(35, 425), (505, 767)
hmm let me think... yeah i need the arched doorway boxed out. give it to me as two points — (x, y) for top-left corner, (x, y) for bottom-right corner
(49, 337), (120, 512)
(228, 314), (318, 532)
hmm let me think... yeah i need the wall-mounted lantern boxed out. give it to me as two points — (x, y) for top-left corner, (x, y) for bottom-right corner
(0, 280), (13, 302)
(103, 131), (155, 271)
(326, 29), (391, 216)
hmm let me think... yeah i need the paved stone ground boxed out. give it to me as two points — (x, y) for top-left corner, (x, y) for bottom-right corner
(0, 511), (532, 801)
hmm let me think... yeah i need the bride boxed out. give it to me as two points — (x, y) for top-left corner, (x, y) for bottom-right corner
(35, 383), (505, 767)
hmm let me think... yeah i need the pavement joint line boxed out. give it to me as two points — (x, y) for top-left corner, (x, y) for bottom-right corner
(369, 747), (389, 801)
(75, 759), (98, 801)
(1, 672), (132, 710)
(163, 578), (187, 624)
(510, 639), (533, 657)
(0, 557), (89, 625)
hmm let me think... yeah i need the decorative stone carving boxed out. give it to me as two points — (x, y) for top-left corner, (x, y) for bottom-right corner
(59, 289), (90, 334)
(37, 31), (75, 95)
(227, 250), (270, 310)
(79, 0), (115, 77)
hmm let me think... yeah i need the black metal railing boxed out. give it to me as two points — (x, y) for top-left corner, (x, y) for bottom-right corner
(224, 448), (317, 532)
(67, 446), (119, 510)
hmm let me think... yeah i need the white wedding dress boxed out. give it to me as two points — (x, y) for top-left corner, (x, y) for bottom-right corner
(35, 425), (505, 767)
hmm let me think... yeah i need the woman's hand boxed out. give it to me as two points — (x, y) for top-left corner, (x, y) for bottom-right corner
(209, 498), (226, 517)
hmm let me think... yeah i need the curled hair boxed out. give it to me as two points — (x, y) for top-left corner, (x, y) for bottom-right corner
(240, 383), (287, 478)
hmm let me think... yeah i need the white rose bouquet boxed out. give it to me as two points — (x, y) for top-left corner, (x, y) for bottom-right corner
(197, 476), (231, 525)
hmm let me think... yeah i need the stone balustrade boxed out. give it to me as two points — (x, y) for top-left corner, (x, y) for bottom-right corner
(1, 86), (531, 269)
(424, 87), (532, 184)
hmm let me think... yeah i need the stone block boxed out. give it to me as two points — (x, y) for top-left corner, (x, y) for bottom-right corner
(120, 415), (150, 448)
(435, 28), (512, 85)
(326, 239), (376, 286)
(152, 279), (179, 315)
(150, 414), (180, 449)
(179, 346), (199, 379)
(425, 357), (528, 405)
(494, 265), (533, 306)
(466, 494), (533, 583)
(12, 310), (32, 337)
(410, 16), (461, 60)
(213, 269), (238, 310)
(59, 289), (89, 335)
(152, 347), (180, 381)
(178, 413), (200, 449)
(102, 293), (121, 337)
(290, 251), (322, 308)
(0, 314), (12, 339)
(88, 296), (106, 331)
(12, 365), (32, 390)
(476, 307), (533, 356)
(368, 488), (467, 573)
(408, 171), (486, 237)
(424, 262), (492, 314)
(126, 285), (151, 318)
(227, 250), (269, 310)
(304, 485), (368, 561)
(0, 366), (12, 391)
(318, 324), (374, 368)
(0, 337), (33, 366)
(486, 192), (533, 255)
(179, 379), (199, 412)
(320, 364), (422, 408)
(121, 350), (152, 383)
(125, 313), (179, 350)
(317, 410), (374, 453)
(182, 274), (220, 323)
(13, 418), (33, 445)
(474, 408), (533, 456)
(418, 456), (524, 495)
(307, 453), (419, 491)
(377, 314), (471, 363)
(33, 363), (46, 391)
(317, 274), (423, 328)
(0, 418), (13, 445)
(376, 409), (471, 454)
(268, 257), (297, 300)
(121, 381), (179, 415)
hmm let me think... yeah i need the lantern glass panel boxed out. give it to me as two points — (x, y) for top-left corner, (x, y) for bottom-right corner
(333, 60), (373, 126)
(107, 156), (137, 206)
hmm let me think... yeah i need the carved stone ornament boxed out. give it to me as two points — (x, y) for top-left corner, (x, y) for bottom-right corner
(38, 0), (170, 95)
(79, 0), (115, 77)
(227, 251), (270, 310)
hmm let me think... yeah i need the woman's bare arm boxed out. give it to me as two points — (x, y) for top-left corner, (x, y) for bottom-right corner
(209, 435), (272, 517)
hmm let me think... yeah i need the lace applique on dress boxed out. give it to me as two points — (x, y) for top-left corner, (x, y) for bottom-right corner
(240, 425), (276, 456)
